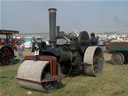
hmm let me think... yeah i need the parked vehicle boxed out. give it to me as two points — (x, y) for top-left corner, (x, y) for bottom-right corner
(0, 30), (19, 65)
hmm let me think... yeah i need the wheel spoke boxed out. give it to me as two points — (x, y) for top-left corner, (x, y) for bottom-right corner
(93, 56), (99, 73)
(2, 58), (6, 65)
(4, 48), (12, 56)
(42, 81), (58, 92)
(4, 48), (9, 54)
(0, 54), (4, 59)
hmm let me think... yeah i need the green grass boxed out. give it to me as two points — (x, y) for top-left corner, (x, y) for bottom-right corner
(0, 50), (128, 96)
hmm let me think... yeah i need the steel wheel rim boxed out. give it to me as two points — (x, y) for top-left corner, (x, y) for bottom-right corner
(93, 52), (104, 75)
(111, 53), (124, 64)
(41, 64), (61, 92)
(42, 80), (59, 92)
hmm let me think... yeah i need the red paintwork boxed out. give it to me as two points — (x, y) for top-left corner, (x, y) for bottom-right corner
(0, 40), (2, 46)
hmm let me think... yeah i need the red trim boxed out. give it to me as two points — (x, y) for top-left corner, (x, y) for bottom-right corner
(16, 75), (64, 84)
(0, 40), (2, 46)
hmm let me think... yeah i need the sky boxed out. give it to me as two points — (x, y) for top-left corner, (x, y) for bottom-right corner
(1, 0), (128, 34)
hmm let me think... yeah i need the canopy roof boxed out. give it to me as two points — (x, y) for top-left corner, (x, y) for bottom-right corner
(0, 30), (19, 34)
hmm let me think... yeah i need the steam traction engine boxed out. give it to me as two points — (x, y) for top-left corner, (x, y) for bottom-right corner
(17, 8), (104, 92)
(0, 30), (19, 65)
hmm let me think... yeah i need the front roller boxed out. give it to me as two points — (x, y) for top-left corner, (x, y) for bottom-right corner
(16, 56), (63, 93)
(83, 46), (104, 77)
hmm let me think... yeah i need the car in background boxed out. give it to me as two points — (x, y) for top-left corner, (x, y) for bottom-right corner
(24, 42), (32, 49)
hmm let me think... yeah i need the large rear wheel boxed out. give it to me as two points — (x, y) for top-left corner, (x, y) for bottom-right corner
(0, 46), (14, 65)
(83, 46), (104, 77)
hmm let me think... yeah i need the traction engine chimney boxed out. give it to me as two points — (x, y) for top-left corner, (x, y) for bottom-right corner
(48, 8), (57, 48)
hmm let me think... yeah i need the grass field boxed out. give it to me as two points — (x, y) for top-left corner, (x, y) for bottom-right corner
(0, 50), (128, 96)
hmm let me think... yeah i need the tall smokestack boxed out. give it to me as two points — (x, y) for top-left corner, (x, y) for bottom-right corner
(48, 8), (57, 48)
(56, 26), (60, 37)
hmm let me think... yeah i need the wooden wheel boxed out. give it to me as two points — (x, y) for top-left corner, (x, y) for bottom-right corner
(0, 46), (14, 65)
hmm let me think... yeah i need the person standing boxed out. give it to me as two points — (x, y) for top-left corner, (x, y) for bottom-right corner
(16, 44), (23, 63)
(90, 33), (98, 46)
